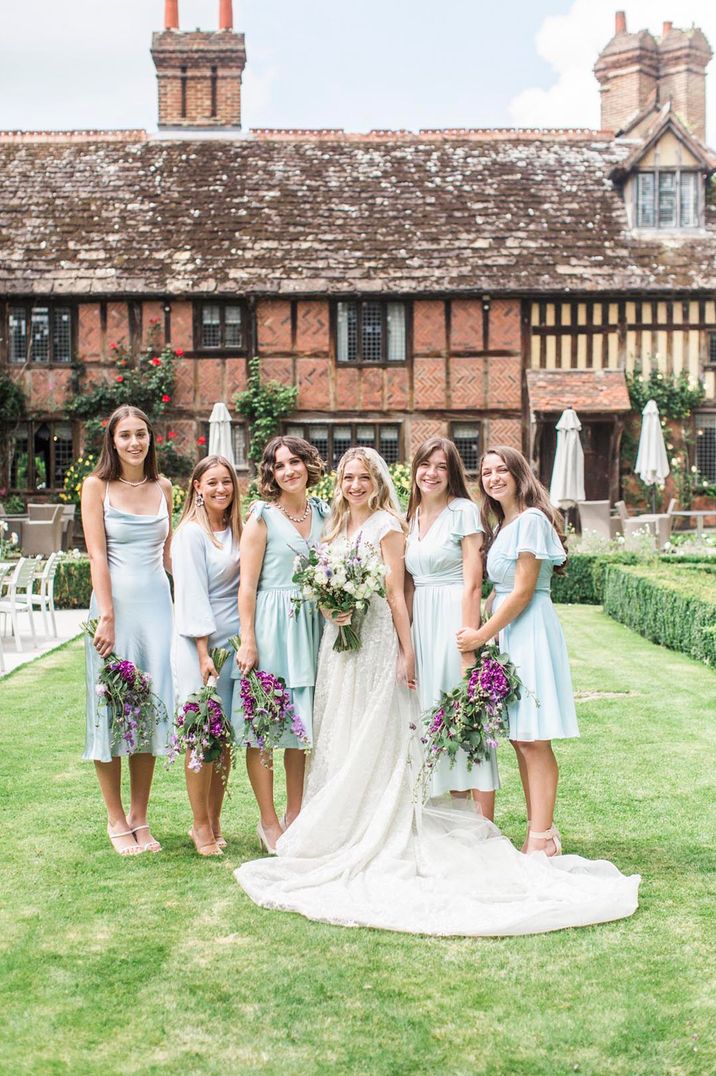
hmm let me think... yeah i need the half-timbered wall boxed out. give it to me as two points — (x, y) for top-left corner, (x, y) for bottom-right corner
(529, 297), (716, 399)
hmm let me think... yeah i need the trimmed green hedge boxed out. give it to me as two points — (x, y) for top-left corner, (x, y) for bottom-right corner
(54, 557), (92, 609)
(603, 563), (716, 667)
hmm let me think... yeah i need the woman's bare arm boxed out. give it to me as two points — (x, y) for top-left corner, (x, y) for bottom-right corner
(81, 476), (115, 657)
(236, 513), (268, 674)
(382, 529), (416, 689)
(457, 553), (540, 652)
(458, 531), (483, 670)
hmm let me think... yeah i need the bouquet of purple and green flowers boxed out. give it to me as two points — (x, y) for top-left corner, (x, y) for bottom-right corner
(229, 635), (309, 766)
(168, 647), (236, 775)
(291, 536), (387, 652)
(418, 645), (532, 794)
(83, 618), (167, 753)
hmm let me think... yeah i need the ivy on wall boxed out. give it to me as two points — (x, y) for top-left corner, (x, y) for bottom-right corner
(234, 356), (298, 464)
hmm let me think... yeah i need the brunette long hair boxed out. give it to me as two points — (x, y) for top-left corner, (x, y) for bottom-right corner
(258, 436), (324, 501)
(177, 455), (242, 548)
(478, 445), (567, 569)
(93, 405), (159, 482)
(406, 437), (472, 522)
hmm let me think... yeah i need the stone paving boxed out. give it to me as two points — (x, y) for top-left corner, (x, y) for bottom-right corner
(0, 608), (88, 678)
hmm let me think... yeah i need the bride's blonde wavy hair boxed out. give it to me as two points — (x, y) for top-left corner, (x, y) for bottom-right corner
(324, 448), (406, 542)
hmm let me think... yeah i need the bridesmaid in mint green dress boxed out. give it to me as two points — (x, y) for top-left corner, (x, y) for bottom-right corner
(405, 437), (499, 817)
(82, 405), (174, 856)
(234, 436), (328, 854)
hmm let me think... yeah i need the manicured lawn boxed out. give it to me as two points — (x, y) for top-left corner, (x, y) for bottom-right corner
(1, 607), (715, 1075)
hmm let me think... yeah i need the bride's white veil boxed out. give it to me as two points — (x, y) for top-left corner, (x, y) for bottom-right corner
(358, 447), (403, 516)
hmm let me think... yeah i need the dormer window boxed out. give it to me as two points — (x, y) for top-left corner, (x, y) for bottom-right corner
(636, 170), (700, 228)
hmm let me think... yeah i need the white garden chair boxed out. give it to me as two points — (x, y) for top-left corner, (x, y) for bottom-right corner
(0, 562), (12, 672)
(0, 557), (38, 653)
(28, 551), (62, 638)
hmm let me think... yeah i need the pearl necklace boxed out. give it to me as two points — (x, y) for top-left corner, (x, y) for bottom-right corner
(277, 499), (310, 523)
(118, 476), (148, 487)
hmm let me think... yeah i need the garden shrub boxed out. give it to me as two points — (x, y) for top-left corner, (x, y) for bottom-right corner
(54, 556), (92, 609)
(602, 562), (716, 667)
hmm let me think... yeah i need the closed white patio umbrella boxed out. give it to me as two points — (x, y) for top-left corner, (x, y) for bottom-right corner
(549, 408), (585, 521)
(208, 402), (235, 467)
(635, 398), (669, 511)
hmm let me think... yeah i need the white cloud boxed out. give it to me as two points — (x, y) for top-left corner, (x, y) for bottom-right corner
(509, 0), (716, 141)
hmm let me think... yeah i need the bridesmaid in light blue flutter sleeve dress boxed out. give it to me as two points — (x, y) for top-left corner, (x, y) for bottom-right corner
(234, 436), (328, 855)
(406, 498), (501, 802)
(172, 454), (242, 856)
(82, 405), (174, 856)
(457, 445), (579, 859)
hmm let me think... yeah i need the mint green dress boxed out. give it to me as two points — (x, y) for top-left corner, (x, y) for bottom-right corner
(84, 484), (174, 762)
(231, 498), (327, 748)
(406, 499), (500, 795)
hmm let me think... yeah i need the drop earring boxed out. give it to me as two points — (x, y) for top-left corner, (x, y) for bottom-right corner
(196, 492), (205, 509)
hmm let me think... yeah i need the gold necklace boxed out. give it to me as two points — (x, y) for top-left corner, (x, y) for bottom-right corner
(277, 499), (310, 523)
(118, 476), (148, 487)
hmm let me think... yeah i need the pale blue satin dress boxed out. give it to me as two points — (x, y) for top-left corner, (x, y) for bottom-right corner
(231, 498), (327, 748)
(84, 484), (174, 762)
(406, 498), (500, 795)
(487, 508), (579, 741)
(172, 522), (240, 722)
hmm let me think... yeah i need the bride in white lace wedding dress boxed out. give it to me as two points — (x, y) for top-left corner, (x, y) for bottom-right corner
(235, 449), (640, 936)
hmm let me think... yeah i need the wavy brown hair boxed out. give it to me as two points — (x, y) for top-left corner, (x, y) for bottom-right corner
(406, 436), (472, 522)
(478, 445), (567, 571)
(93, 405), (159, 482)
(258, 436), (324, 501)
(177, 455), (242, 548)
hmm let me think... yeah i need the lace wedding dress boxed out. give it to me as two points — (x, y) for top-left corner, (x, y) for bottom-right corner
(235, 511), (640, 936)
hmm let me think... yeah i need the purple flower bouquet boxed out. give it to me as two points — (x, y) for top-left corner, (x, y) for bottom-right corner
(168, 647), (236, 777)
(83, 618), (167, 753)
(229, 634), (309, 766)
(418, 644), (532, 794)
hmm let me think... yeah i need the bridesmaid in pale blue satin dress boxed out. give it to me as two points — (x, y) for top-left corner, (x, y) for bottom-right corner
(233, 436), (328, 854)
(457, 445), (578, 859)
(82, 405), (174, 856)
(173, 455), (242, 857)
(405, 437), (499, 819)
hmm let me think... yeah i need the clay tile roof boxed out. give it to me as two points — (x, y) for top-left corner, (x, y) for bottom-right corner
(1, 133), (716, 297)
(526, 369), (631, 413)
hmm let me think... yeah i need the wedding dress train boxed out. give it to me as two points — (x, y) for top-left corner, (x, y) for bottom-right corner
(235, 512), (640, 936)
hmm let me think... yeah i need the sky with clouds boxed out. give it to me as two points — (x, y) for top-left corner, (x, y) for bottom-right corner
(1, 1), (714, 140)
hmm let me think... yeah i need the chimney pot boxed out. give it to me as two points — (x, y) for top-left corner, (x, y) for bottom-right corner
(219, 0), (233, 30)
(615, 11), (627, 35)
(165, 0), (179, 30)
(662, 21), (673, 36)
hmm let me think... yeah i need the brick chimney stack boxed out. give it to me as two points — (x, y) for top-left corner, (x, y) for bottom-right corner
(595, 11), (713, 139)
(151, 2), (246, 131)
(594, 13), (658, 133)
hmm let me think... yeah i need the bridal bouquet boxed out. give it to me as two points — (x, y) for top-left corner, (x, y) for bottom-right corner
(291, 535), (387, 652)
(83, 618), (167, 753)
(418, 645), (530, 792)
(229, 635), (309, 765)
(168, 647), (236, 775)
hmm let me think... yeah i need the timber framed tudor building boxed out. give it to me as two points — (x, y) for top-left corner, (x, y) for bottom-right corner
(2, 3), (716, 500)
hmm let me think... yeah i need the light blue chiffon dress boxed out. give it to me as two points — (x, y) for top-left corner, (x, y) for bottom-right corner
(84, 483), (174, 762)
(406, 498), (501, 795)
(172, 522), (240, 722)
(487, 508), (579, 741)
(231, 498), (327, 748)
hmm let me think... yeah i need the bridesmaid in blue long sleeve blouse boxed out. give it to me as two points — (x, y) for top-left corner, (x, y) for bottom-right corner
(405, 438), (500, 818)
(233, 436), (328, 855)
(457, 446), (578, 858)
(82, 405), (174, 856)
(172, 455), (242, 857)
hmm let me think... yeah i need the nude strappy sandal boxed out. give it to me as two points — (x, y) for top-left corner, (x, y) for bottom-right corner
(527, 825), (562, 856)
(132, 824), (162, 853)
(107, 826), (141, 856)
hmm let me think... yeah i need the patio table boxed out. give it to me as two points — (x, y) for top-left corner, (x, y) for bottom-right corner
(670, 510), (715, 537)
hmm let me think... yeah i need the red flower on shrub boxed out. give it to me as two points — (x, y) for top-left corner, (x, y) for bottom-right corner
(150, 317), (161, 325)
(175, 348), (185, 357)
(110, 342), (118, 351)
(116, 376), (124, 383)
(167, 430), (177, 440)
(156, 435), (164, 445)
(150, 357), (161, 367)
(101, 420), (108, 428)
(196, 435), (207, 446)
(162, 394), (171, 403)
(117, 359), (128, 367)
